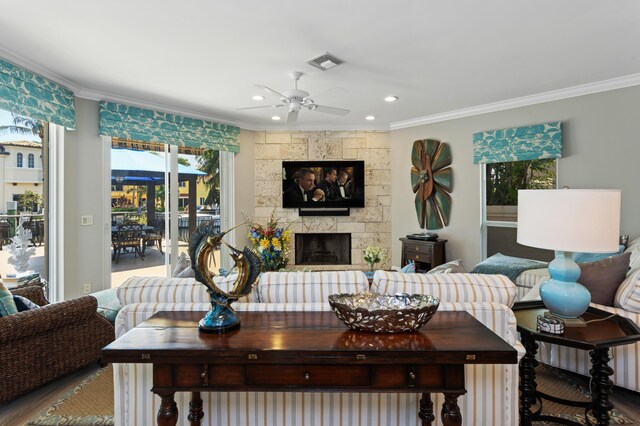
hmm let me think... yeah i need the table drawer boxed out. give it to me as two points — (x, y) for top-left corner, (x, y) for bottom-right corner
(405, 244), (432, 263)
(246, 365), (370, 387)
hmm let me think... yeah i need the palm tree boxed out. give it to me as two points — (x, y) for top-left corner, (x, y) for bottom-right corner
(197, 149), (220, 207)
(0, 113), (44, 140)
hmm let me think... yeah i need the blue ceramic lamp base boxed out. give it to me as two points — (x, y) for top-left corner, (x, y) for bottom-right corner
(539, 251), (590, 319)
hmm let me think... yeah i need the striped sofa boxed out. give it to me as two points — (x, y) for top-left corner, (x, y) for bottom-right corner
(113, 271), (523, 426)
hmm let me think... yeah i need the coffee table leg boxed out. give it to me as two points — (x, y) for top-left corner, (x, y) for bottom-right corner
(441, 392), (463, 426)
(519, 332), (539, 426)
(157, 392), (178, 426)
(418, 392), (435, 425)
(188, 391), (204, 425)
(588, 348), (614, 426)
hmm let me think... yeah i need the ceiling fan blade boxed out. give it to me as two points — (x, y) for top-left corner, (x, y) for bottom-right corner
(287, 110), (299, 123)
(236, 104), (284, 111)
(255, 84), (290, 101)
(310, 104), (350, 116)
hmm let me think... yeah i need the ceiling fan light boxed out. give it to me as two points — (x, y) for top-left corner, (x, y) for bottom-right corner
(252, 95), (265, 101)
(365, 115), (375, 121)
(384, 96), (399, 102)
(271, 116), (281, 121)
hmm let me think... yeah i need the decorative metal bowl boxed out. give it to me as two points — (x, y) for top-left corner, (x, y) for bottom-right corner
(328, 292), (440, 333)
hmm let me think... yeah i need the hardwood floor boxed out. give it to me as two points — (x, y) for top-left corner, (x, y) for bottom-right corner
(0, 363), (639, 425)
(0, 364), (100, 426)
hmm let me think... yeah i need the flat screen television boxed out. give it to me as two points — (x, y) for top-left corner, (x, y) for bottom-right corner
(282, 160), (365, 209)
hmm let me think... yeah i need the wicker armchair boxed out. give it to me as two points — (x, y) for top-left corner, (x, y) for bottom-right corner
(0, 286), (115, 403)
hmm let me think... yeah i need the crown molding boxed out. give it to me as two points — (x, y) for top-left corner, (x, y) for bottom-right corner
(0, 47), (81, 93)
(75, 87), (246, 128)
(390, 73), (640, 130)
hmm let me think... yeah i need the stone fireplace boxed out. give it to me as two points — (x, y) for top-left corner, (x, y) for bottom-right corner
(252, 130), (391, 270)
(295, 233), (351, 265)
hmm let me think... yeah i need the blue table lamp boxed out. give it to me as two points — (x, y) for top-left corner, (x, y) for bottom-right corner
(517, 189), (621, 319)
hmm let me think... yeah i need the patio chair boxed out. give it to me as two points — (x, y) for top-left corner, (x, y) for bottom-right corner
(142, 219), (164, 255)
(112, 223), (144, 263)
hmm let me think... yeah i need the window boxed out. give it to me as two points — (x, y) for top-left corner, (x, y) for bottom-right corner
(16, 152), (23, 167)
(28, 153), (34, 168)
(482, 159), (557, 260)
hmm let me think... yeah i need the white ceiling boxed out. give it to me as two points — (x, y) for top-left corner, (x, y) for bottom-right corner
(1, 1), (640, 131)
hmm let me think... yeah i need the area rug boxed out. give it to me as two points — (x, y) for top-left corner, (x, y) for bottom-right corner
(533, 364), (633, 425)
(27, 365), (114, 425)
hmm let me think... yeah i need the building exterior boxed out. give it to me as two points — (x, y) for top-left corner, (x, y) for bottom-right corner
(0, 141), (44, 214)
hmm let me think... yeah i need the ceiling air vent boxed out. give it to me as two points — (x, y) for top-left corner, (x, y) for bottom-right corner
(306, 52), (344, 71)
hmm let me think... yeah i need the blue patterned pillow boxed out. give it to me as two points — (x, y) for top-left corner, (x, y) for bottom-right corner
(0, 281), (18, 316)
(13, 295), (40, 311)
(400, 261), (416, 273)
(91, 288), (122, 323)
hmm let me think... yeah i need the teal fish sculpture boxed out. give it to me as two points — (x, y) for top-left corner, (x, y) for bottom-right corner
(189, 222), (262, 333)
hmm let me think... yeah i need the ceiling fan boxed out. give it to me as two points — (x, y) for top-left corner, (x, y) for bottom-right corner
(237, 71), (350, 123)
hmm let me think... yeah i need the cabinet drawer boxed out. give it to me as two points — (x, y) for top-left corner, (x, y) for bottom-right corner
(404, 243), (432, 256)
(246, 365), (370, 387)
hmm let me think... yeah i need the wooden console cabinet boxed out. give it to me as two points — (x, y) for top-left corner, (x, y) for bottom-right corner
(400, 238), (447, 272)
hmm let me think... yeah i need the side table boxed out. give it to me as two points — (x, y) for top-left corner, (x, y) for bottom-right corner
(399, 238), (447, 272)
(513, 301), (640, 426)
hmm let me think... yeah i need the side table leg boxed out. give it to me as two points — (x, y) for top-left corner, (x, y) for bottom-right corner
(188, 391), (204, 425)
(519, 332), (539, 426)
(418, 392), (435, 425)
(441, 392), (463, 426)
(588, 348), (614, 426)
(157, 392), (178, 426)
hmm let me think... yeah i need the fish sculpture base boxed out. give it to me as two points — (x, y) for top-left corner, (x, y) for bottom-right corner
(198, 294), (241, 334)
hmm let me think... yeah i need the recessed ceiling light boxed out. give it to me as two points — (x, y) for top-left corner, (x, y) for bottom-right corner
(271, 116), (281, 121)
(252, 95), (265, 101)
(365, 115), (375, 121)
(384, 96), (398, 102)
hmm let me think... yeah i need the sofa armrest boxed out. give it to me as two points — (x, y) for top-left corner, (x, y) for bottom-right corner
(11, 285), (49, 306)
(0, 295), (100, 343)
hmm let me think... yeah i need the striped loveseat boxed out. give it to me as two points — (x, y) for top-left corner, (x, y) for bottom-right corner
(112, 271), (523, 426)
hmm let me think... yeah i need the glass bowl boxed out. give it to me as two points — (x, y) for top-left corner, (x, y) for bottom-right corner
(328, 292), (440, 333)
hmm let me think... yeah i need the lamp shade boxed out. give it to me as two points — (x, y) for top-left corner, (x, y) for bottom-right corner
(517, 189), (621, 253)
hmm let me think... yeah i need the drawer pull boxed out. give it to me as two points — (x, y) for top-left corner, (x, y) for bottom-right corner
(409, 371), (416, 380)
(415, 255), (420, 260)
(201, 365), (209, 386)
(304, 372), (311, 381)
(415, 247), (419, 251)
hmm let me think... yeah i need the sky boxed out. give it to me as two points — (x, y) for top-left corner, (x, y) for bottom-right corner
(0, 109), (42, 142)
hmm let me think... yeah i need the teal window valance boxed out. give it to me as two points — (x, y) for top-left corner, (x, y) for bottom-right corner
(0, 57), (76, 129)
(472, 121), (562, 164)
(99, 101), (240, 153)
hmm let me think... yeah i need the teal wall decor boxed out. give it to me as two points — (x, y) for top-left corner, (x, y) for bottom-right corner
(473, 121), (562, 164)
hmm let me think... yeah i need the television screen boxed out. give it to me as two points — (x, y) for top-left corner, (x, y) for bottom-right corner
(282, 160), (365, 208)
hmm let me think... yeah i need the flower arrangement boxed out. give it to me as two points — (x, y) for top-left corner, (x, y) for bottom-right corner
(247, 212), (292, 271)
(363, 245), (386, 271)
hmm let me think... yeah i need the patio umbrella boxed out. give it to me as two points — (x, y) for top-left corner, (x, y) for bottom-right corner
(111, 148), (206, 185)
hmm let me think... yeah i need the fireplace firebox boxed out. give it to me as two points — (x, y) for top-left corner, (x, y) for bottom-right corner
(295, 233), (351, 265)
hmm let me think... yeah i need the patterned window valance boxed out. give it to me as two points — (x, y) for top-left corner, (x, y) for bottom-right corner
(472, 121), (562, 164)
(99, 101), (240, 153)
(0, 57), (76, 129)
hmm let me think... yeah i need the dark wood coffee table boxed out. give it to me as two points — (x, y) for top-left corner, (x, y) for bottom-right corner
(514, 301), (640, 426)
(102, 310), (517, 426)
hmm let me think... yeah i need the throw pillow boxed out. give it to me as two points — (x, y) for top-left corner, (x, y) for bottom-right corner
(572, 245), (625, 263)
(91, 288), (122, 323)
(427, 259), (464, 274)
(400, 261), (416, 273)
(0, 280), (18, 316)
(172, 252), (195, 278)
(578, 252), (631, 306)
(627, 246), (640, 277)
(13, 295), (39, 312)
